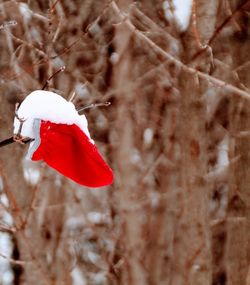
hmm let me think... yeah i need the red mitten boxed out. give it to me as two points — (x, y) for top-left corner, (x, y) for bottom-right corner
(30, 120), (113, 187)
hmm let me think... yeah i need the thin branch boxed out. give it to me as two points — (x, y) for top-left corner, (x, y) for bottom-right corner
(0, 223), (16, 234)
(52, 16), (63, 43)
(68, 91), (76, 102)
(46, 0), (113, 62)
(111, 1), (250, 101)
(0, 20), (17, 31)
(233, 60), (250, 72)
(0, 137), (14, 148)
(77, 101), (111, 113)
(50, 0), (61, 13)
(191, 0), (205, 49)
(0, 101), (110, 147)
(1, 1), (111, 83)
(207, 0), (250, 46)
(21, 186), (40, 229)
(10, 33), (47, 58)
(191, 0), (250, 62)
(0, 253), (27, 266)
(41, 66), (65, 90)
(0, 163), (24, 226)
(131, 4), (177, 44)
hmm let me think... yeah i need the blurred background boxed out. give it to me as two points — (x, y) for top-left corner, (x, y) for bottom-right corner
(0, 0), (249, 284)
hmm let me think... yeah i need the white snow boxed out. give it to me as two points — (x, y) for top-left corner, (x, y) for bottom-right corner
(163, 0), (192, 31)
(91, 272), (106, 284)
(96, 113), (108, 130)
(66, 216), (86, 231)
(87, 212), (109, 225)
(19, 3), (32, 22)
(0, 177), (3, 191)
(130, 148), (141, 164)
(75, 83), (89, 99)
(88, 22), (101, 36)
(22, 159), (40, 185)
(25, 168), (40, 185)
(217, 135), (229, 167)
(143, 128), (154, 146)
(110, 52), (119, 64)
(0, 232), (14, 285)
(2, 271), (14, 285)
(0, 194), (9, 207)
(0, 193), (13, 285)
(30, 27), (42, 43)
(87, 251), (100, 264)
(71, 267), (87, 285)
(13, 90), (93, 142)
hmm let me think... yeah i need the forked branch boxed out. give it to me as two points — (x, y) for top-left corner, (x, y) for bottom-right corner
(111, 1), (250, 101)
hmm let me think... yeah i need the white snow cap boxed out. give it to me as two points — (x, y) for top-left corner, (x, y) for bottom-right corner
(13, 90), (93, 141)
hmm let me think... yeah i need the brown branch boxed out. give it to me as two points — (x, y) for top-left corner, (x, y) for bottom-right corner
(111, 1), (250, 101)
(1, 1), (112, 84)
(50, 0), (61, 13)
(0, 166), (19, 212)
(41, 65), (65, 90)
(0, 253), (27, 266)
(10, 33), (47, 58)
(207, 0), (250, 46)
(0, 99), (110, 148)
(0, 20), (17, 31)
(191, 0), (250, 62)
(52, 16), (63, 43)
(77, 101), (111, 113)
(191, 0), (205, 49)
(0, 223), (16, 234)
(48, 0), (113, 61)
(131, 5), (177, 44)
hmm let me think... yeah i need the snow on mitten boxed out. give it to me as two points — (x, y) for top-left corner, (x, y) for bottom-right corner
(14, 90), (113, 187)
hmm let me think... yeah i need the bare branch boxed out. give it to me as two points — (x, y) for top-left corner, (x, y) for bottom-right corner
(0, 253), (27, 266)
(111, 1), (250, 101)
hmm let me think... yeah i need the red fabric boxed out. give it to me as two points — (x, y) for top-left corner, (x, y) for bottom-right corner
(31, 121), (113, 187)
